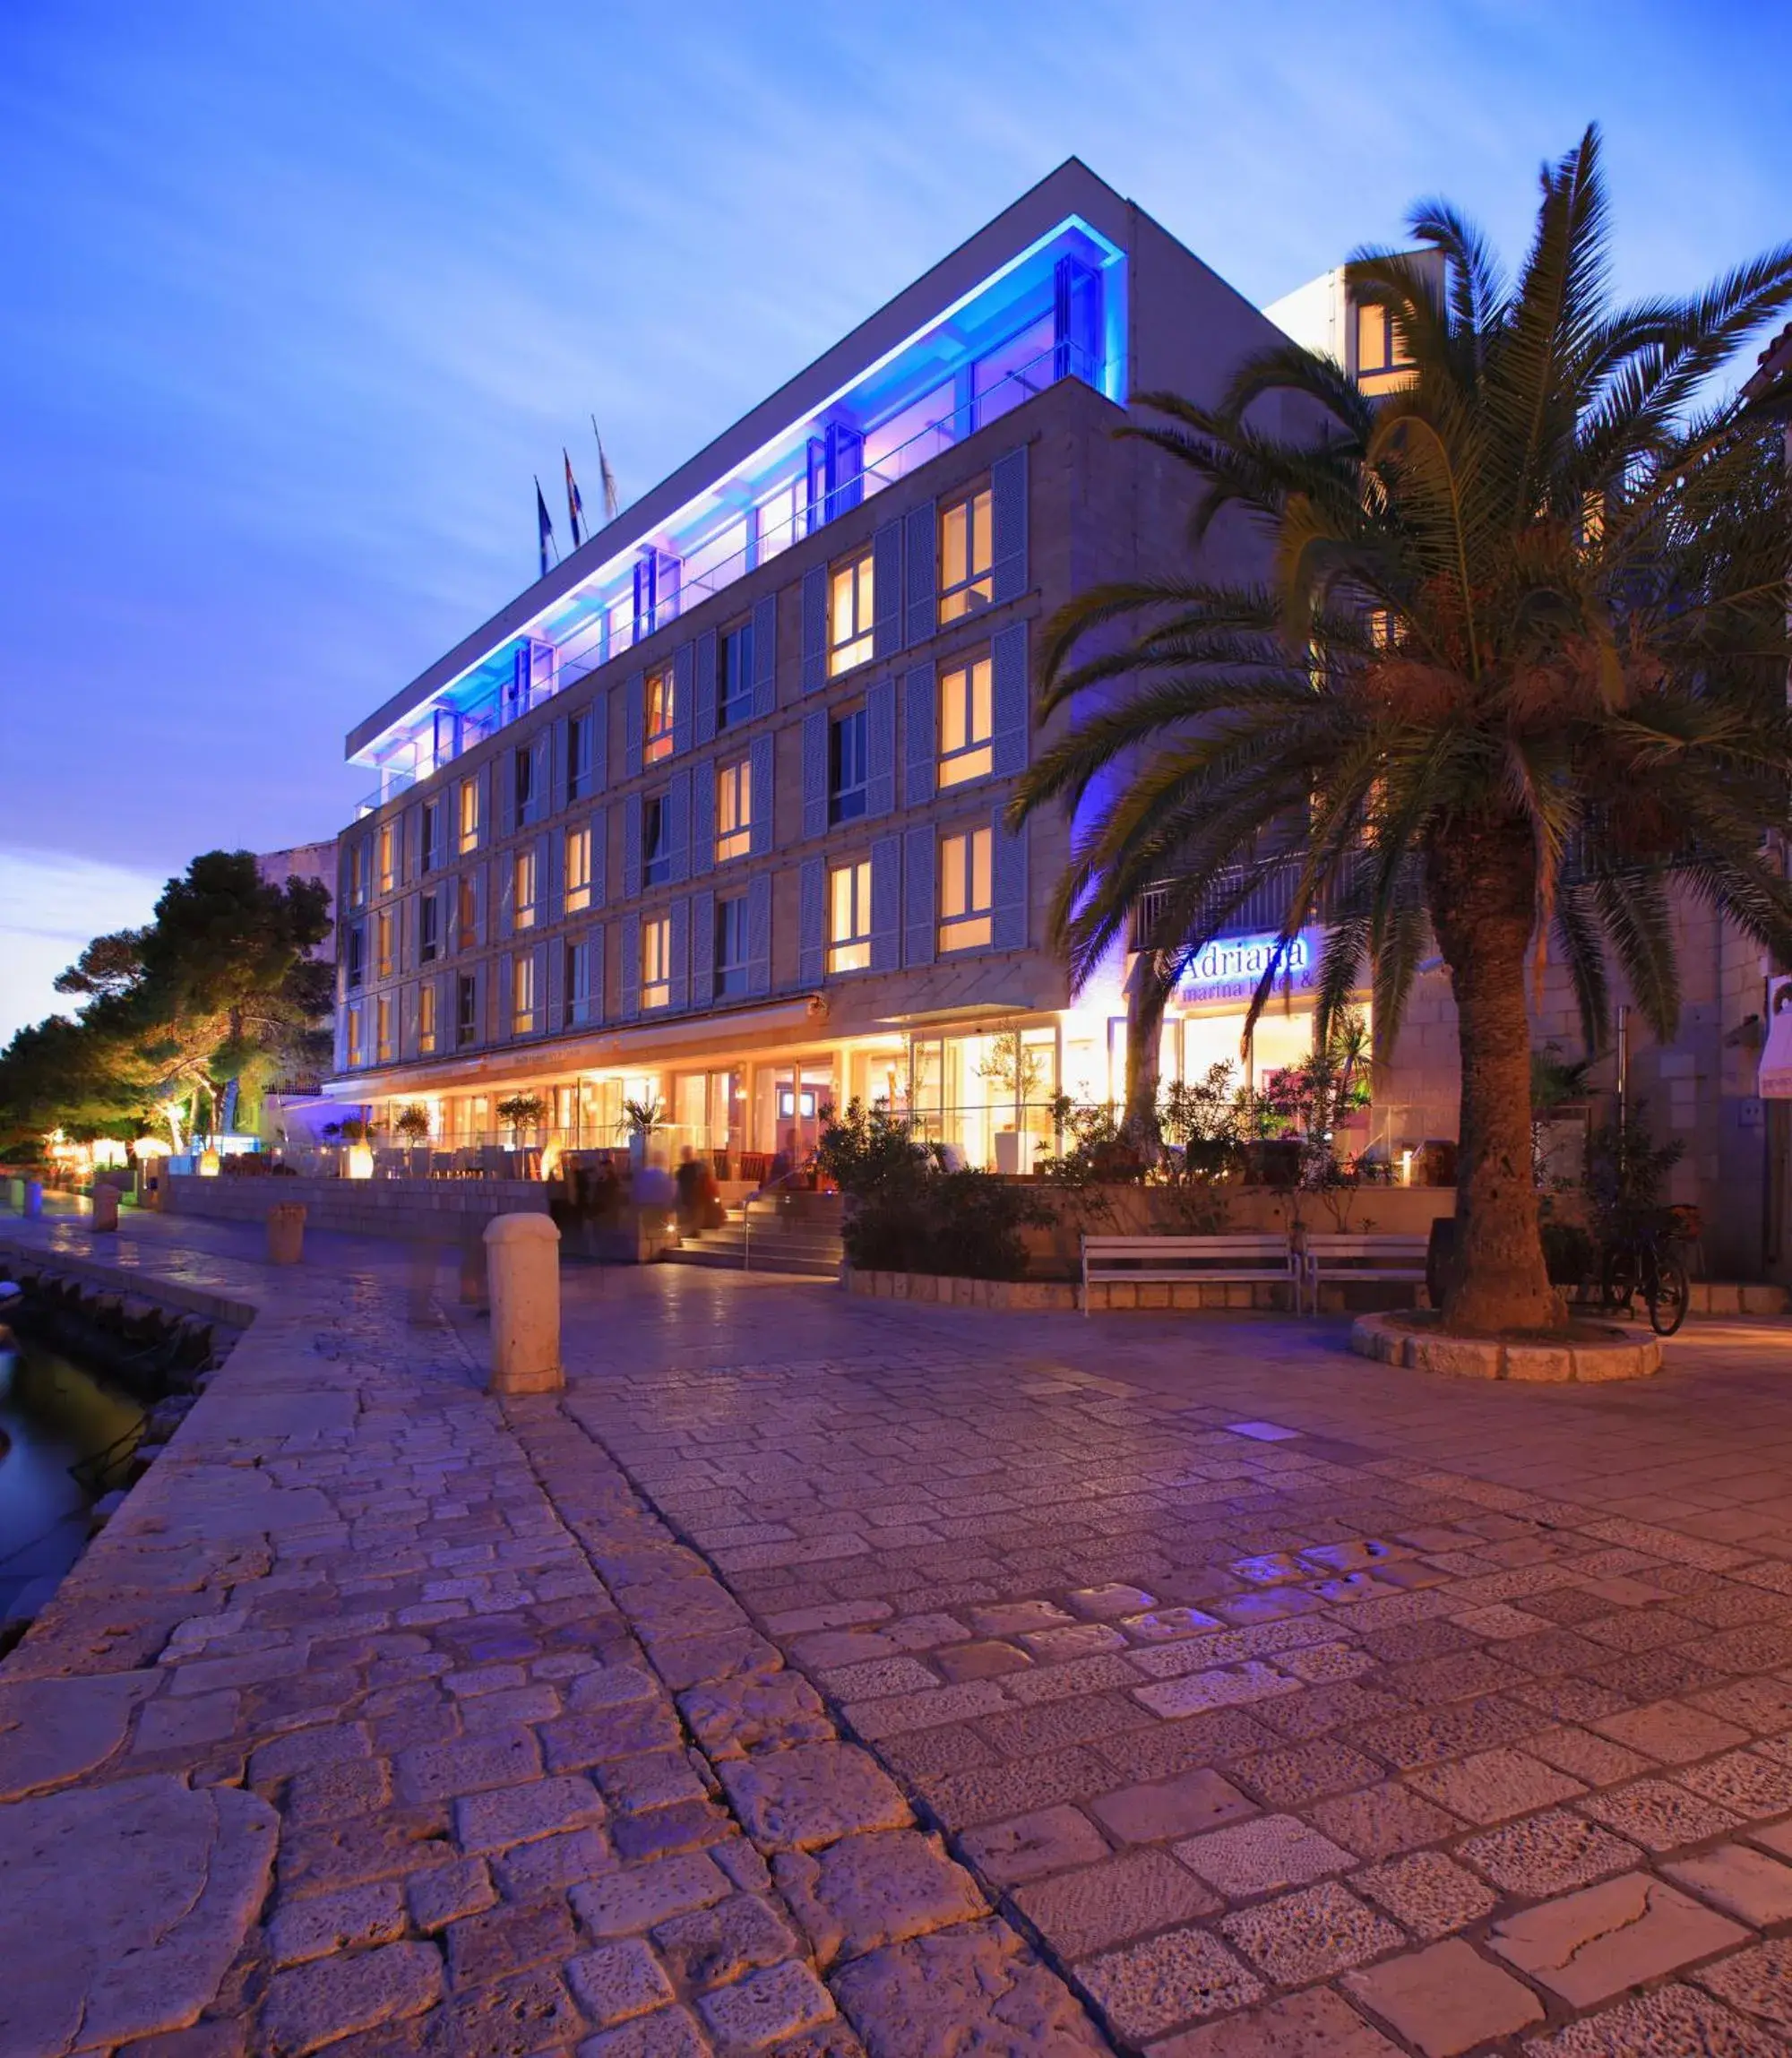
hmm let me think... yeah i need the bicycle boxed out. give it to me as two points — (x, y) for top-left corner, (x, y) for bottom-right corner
(1598, 1216), (1690, 1337)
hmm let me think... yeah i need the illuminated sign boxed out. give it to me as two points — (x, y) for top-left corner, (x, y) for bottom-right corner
(1177, 930), (1320, 1004)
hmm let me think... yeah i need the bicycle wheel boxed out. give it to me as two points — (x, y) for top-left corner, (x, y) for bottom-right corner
(1647, 1253), (1689, 1337)
(1600, 1244), (1637, 1313)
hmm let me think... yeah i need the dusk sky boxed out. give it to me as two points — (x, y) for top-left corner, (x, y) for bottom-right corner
(3, 0), (1788, 1040)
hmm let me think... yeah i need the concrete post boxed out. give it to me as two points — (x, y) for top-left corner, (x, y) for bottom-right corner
(91, 1184), (120, 1233)
(24, 1180), (43, 1219)
(267, 1201), (306, 1265)
(483, 1213), (562, 1393)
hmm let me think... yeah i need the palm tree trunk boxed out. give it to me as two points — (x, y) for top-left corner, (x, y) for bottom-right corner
(1124, 952), (1170, 1147)
(1427, 822), (1562, 1332)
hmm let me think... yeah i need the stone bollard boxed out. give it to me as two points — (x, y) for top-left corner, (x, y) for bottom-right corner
(24, 1180), (44, 1219)
(91, 1184), (120, 1233)
(267, 1201), (306, 1265)
(483, 1213), (562, 1393)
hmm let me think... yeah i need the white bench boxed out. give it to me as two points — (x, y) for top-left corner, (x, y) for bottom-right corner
(1299, 1233), (1430, 1314)
(1081, 1234), (1295, 1314)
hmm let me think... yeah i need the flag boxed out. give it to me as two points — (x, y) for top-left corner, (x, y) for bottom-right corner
(563, 448), (585, 549)
(592, 416), (621, 521)
(535, 476), (556, 579)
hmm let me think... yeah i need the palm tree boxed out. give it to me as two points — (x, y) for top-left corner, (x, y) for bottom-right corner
(1012, 127), (1792, 1332)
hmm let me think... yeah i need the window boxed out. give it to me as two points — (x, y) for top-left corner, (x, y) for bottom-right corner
(642, 794), (671, 888)
(512, 953), (537, 1035)
(644, 667), (675, 765)
(716, 759), (752, 862)
(567, 712), (593, 801)
(939, 653), (994, 787)
(1356, 300), (1412, 393)
(829, 859), (873, 973)
(456, 875), (477, 951)
(349, 840), (368, 908)
(720, 622), (754, 728)
(457, 973), (478, 1044)
(513, 848), (538, 931)
(421, 800), (440, 874)
(567, 939), (596, 1027)
(829, 550), (874, 676)
(347, 1005), (363, 1067)
(419, 893), (440, 963)
(514, 744), (535, 822)
(375, 908), (394, 979)
(642, 915), (671, 1011)
(831, 708), (867, 824)
(347, 922), (366, 989)
(458, 778), (479, 854)
(418, 981), (438, 1055)
(939, 487), (994, 624)
(564, 825), (592, 913)
(716, 895), (750, 998)
(939, 827), (993, 952)
(377, 822), (396, 895)
(376, 993), (393, 1063)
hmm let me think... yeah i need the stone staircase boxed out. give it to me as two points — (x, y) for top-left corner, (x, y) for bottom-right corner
(664, 1193), (844, 1278)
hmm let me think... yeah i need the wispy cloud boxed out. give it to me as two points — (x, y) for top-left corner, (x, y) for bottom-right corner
(0, 848), (166, 1046)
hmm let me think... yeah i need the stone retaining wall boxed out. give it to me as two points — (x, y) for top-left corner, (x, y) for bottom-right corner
(165, 1173), (548, 1244)
(846, 1268), (1292, 1312)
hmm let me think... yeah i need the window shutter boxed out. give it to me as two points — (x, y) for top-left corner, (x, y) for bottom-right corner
(904, 499), (936, 644)
(668, 897), (690, 1012)
(904, 663), (936, 805)
(904, 826), (935, 967)
(745, 873), (771, 996)
(497, 952), (514, 1040)
(403, 804), (423, 886)
(668, 767), (691, 883)
(694, 630), (718, 746)
(499, 747), (518, 839)
(401, 981), (419, 1060)
(551, 717), (569, 814)
(991, 444), (1029, 604)
(620, 912), (641, 1020)
(873, 519), (901, 659)
(496, 855), (514, 940)
(801, 710), (828, 840)
(545, 829), (563, 926)
(992, 811), (1028, 952)
(547, 935), (566, 1031)
(623, 671), (644, 780)
(748, 734), (774, 857)
(798, 857), (825, 986)
(589, 696), (608, 793)
(866, 678), (896, 819)
(623, 793), (642, 901)
(672, 640), (694, 756)
(800, 564), (827, 693)
(870, 837), (900, 972)
(530, 736), (549, 824)
(990, 621), (1029, 777)
(752, 592), (777, 718)
(690, 890), (716, 1009)
(532, 942), (549, 1036)
(476, 762), (493, 848)
(471, 863), (487, 946)
(590, 806), (607, 908)
(691, 758), (715, 878)
(587, 925), (605, 1026)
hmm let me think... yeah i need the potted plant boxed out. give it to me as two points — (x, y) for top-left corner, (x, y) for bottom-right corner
(495, 1093), (547, 1149)
(393, 1103), (431, 1172)
(622, 1096), (662, 1169)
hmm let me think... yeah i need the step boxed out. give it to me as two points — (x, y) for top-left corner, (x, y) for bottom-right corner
(662, 1244), (841, 1278)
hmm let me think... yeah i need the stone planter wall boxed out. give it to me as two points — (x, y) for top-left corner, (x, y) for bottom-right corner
(845, 1268), (1293, 1312)
(166, 1174), (548, 1244)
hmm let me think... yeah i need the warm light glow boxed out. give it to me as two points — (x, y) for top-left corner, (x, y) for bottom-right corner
(133, 1136), (171, 1160)
(199, 1148), (221, 1177)
(347, 1143), (375, 1179)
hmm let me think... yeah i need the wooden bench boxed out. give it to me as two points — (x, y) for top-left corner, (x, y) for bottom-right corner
(1299, 1233), (1431, 1314)
(1080, 1234), (1295, 1314)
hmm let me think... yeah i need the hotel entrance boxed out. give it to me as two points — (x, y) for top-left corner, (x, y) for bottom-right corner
(757, 1063), (833, 1167)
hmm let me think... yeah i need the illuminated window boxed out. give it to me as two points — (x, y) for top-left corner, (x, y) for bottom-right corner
(375, 994), (392, 1063)
(939, 653), (994, 786)
(939, 488), (994, 624)
(829, 551), (874, 676)
(375, 908), (394, 979)
(642, 915), (671, 1011)
(716, 760), (752, 862)
(567, 940), (596, 1027)
(1368, 608), (1395, 650)
(1356, 300), (1412, 394)
(829, 860), (873, 974)
(347, 1006), (363, 1067)
(938, 827), (993, 952)
(716, 895), (750, 998)
(642, 794), (671, 888)
(831, 709), (866, 824)
(456, 973), (478, 1043)
(512, 953), (536, 1035)
(377, 822), (396, 895)
(456, 876), (477, 951)
(419, 894), (439, 963)
(418, 981), (438, 1055)
(564, 825), (592, 913)
(421, 800), (440, 874)
(644, 667), (675, 764)
(458, 779), (479, 854)
(720, 622), (754, 728)
(513, 848), (538, 931)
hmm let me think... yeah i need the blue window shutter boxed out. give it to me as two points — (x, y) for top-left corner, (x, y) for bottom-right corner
(472, 863), (487, 946)
(690, 889), (715, 1009)
(497, 952), (514, 1041)
(623, 793), (642, 901)
(673, 641), (694, 756)
(695, 629), (718, 745)
(801, 565), (827, 693)
(904, 662), (936, 805)
(903, 826), (935, 968)
(990, 621), (1029, 777)
(620, 912), (641, 1020)
(402, 805), (422, 886)
(499, 747), (518, 839)
(904, 500), (936, 644)
(691, 756), (715, 877)
(532, 942), (549, 1035)
(623, 672), (644, 780)
(992, 811), (1028, 952)
(668, 897), (690, 1011)
(872, 519), (901, 659)
(866, 678), (896, 819)
(476, 763), (493, 848)
(528, 736), (548, 824)
(752, 592), (777, 718)
(551, 718), (569, 814)
(588, 923), (606, 1025)
(544, 830), (562, 926)
(748, 734), (774, 857)
(496, 853), (514, 940)
(798, 857), (825, 986)
(870, 837), (900, 972)
(590, 696), (608, 792)
(801, 710), (828, 840)
(991, 444), (1029, 605)
(745, 873), (771, 995)
(668, 767), (691, 883)
(590, 807), (607, 908)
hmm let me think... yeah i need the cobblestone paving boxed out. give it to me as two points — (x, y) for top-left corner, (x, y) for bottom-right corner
(543, 1266), (1792, 2055)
